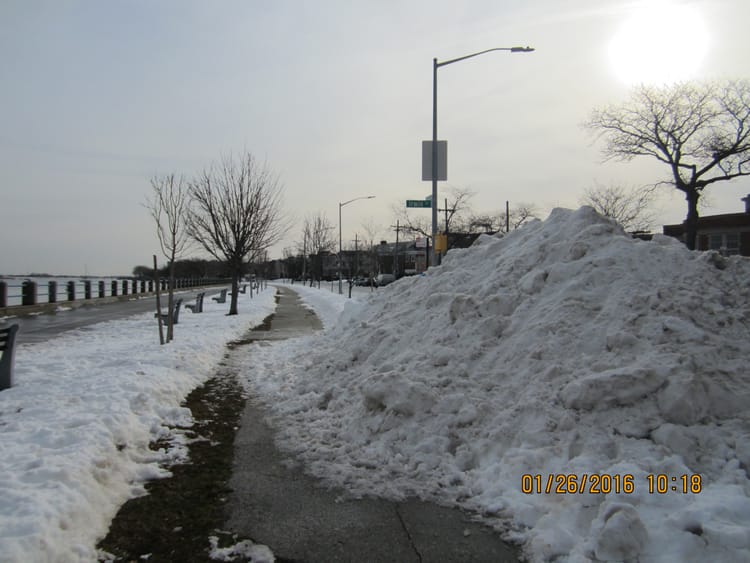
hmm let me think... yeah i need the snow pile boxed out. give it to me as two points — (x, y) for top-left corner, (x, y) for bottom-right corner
(283, 282), (357, 329)
(0, 288), (276, 562)
(246, 208), (750, 562)
(208, 535), (274, 562)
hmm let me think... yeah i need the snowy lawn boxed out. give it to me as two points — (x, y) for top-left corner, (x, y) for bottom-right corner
(0, 287), (276, 562)
(240, 208), (750, 563)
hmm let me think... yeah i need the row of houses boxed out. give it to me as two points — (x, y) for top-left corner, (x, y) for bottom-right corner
(261, 194), (750, 280)
(267, 240), (431, 282)
(662, 194), (750, 256)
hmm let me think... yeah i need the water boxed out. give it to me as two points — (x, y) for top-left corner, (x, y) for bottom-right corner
(0, 276), (142, 307)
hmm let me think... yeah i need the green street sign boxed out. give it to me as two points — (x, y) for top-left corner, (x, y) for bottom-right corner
(406, 199), (432, 208)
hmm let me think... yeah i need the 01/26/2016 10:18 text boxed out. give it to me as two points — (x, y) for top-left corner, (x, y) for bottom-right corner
(521, 473), (702, 495)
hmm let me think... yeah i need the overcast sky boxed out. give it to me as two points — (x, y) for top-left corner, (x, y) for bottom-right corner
(2, 0), (749, 276)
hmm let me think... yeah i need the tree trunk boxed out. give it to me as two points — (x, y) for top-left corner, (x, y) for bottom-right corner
(167, 260), (175, 341)
(684, 189), (700, 251)
(228, 271), (240, 315)
(154, 255), (165, 346)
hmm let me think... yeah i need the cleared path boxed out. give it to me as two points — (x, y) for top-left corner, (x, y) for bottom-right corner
(225, 286), (521, 563)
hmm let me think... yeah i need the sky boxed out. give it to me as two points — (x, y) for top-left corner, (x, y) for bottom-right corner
(2, 0), (750, 276)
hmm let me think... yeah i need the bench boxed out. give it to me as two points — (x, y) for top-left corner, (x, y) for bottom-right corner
(155, 298), (183, 325)
(185, 292), (205, 313)
(230, 284), (247, 296)
(0, 324), (20, 391)
(212, 289), (228, 304)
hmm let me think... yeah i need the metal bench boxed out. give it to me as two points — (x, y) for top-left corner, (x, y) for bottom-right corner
(185, 292), (205, 313)
(0, 324), (20, 391)
(155, 298), (183, 325)
(211, 289), (228, 303)
(230, 284), (247, 296)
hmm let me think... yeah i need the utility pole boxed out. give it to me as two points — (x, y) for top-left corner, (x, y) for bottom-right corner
(444, 198), (449, 233)
(506, 200), (510, 233)
(395, 221), (399, 278)
(437, 198), (456, 232)
(437, 198), (455, 256)
(391, 220), (412, 279)
(354, 233), (359, 278)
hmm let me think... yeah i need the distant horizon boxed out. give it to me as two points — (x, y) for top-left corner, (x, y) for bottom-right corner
(4, 190), (750, 279)
(1, 273), (133, 279)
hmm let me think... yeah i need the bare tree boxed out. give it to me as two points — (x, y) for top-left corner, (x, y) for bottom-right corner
(298, 212), (336, 284)
(579, 182), (656, 232)
(507, 204), (538, 231)
(303, 212), (336, 254)
(145, 173), (189, 342)
(585, 80), (750, 249)
(466, 203), (538, 233)
(187, 153), (286, 315)
(392, 186), (475, 237)
(359, 217), (384, 281)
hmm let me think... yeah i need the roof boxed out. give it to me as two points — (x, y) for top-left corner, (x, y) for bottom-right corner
(663, 212), (750, 235)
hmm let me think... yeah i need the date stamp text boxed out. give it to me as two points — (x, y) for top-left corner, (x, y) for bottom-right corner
(521, 473), (702, 495)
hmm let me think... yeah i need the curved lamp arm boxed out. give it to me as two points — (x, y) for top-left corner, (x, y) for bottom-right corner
(436, 46), (534, 68)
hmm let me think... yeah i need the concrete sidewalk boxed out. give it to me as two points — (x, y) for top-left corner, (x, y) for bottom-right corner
(225, 287), (521, 563)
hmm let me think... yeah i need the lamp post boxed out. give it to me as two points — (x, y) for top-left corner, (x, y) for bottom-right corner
(339, 195), (375, 294)
(431, 45), (534, 267)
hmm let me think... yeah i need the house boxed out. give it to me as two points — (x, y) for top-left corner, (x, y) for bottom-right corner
(663, 194), (750, 256)
(375, 240), (425, 276)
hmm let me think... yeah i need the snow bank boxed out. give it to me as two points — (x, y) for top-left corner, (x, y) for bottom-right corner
(246, 208), (750, 562)
(0, 288), (276, 562)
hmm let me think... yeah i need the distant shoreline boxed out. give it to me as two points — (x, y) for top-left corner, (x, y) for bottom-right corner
(0, 274), (132, 279)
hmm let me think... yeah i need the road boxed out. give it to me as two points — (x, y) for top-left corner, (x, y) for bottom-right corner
(0, 288), (226, 345)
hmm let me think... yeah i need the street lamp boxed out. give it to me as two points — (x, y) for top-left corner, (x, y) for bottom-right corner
(430, 45), (534, 267)
(339, 195), (375, 294)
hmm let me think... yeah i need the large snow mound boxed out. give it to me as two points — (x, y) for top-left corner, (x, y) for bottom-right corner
(246, 207), (750, 562)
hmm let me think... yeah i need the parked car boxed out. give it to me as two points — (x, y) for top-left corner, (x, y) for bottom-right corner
(375, 273), (395, 287)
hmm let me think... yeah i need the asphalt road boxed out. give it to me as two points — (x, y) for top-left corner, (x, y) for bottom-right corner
(1, 288), (227, 345)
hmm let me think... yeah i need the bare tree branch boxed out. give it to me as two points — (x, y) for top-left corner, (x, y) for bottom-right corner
(145, 173), (189, 342)
(579, 182), (657, 232)
(187, 153), (286, 315)
(391, 186), (476, 237)
(465, 203), (539, 233)
(584, 79), (750, 249)
(297, 212), (336, 282)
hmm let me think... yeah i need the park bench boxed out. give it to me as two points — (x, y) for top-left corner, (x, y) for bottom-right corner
(155, 298), (183, 325)
(231, 284), (247, 296)
(212, 289), (228, 303)
(185, 292), (205, 313)
(0, 324), (20, 391)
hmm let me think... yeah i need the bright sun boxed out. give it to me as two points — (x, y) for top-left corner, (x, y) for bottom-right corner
(608, 1), (709, 85)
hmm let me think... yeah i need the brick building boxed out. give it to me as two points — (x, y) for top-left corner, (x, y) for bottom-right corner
(663, 194), (750, 256)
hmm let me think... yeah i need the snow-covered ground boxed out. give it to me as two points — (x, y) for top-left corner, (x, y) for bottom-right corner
(242, 208), (750, 563)
(0, 288), (277, 562)
(2, 207), (750, 562)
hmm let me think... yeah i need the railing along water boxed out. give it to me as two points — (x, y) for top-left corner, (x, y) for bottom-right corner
(0, 277), (233, 309)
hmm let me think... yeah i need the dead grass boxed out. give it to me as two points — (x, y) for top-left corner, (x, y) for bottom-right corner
(97, 354), (257, 562)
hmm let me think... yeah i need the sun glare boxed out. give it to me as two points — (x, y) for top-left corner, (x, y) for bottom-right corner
(608, 1), (709, 85)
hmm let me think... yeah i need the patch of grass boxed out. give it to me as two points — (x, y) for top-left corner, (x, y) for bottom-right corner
(97, 365), (250, 562)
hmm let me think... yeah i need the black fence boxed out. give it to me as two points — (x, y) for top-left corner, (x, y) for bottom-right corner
(0, 278), (232, 308)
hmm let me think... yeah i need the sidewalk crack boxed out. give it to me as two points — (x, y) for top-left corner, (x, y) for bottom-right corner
(395, 505), (423, 563)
